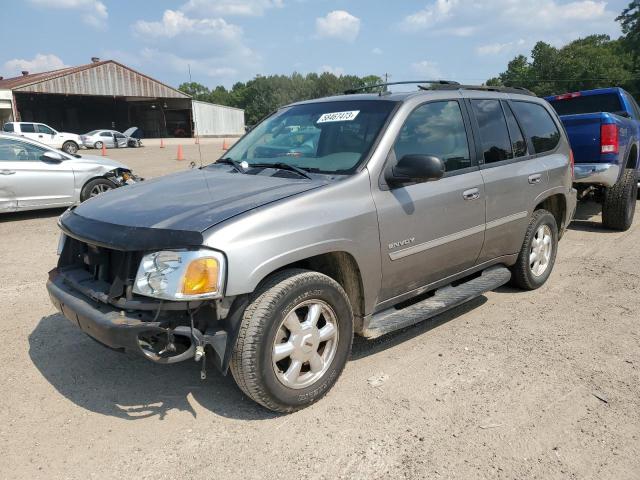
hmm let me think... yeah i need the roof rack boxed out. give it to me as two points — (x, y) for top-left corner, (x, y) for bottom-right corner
(418, 83), (535, 96)
(344, 80), (460, 95)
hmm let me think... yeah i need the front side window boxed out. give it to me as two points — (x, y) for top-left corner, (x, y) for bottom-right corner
(394, 100), (471, 172)
(37, 124), (55, 135)
(221, 100), (398, 174)
(511, 101), (561, 154)
(20, 123), (36, 133)
(471, 99), (513, 164)
(0, 138), (48, 161)
(100, 131), (112, 137)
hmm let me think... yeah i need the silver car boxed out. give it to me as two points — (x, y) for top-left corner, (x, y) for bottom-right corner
(80, 127), (142, 149)
(0, 133), (140, 212)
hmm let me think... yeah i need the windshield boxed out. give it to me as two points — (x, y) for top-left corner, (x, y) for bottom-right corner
(549, 93), (623, 116)
(221, 100), (397, 174)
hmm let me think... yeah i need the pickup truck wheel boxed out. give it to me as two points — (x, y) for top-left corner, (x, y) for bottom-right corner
(230, 269), (353, 413)
(602, 169), (637, 231)
(80, 178), (116, 201)
(510, 209), (558, 291)
(62, 141), (78, 154)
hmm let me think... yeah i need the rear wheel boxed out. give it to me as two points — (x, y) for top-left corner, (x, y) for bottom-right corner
(80, 178), (116, 201)
(230, 269), (353, 413)
(510, 209), (558, 290)
(62, 141), (78, 154)
(602, 169), (637, 231)
(94, 141), (103, 149)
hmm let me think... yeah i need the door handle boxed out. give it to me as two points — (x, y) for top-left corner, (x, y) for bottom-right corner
(463, 188), (480, 200)
(0, 170), (16, 175)
(528, 173), (542, 184)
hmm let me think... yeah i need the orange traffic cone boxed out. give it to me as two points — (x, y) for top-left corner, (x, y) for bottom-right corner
(160, 138), (165, 148)
(222, 138), (229, 150)
(101, 143), (107, 156)
(176, 145), (184, 161)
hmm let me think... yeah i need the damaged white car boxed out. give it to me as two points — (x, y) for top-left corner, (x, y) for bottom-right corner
(0, 133), (141, 213)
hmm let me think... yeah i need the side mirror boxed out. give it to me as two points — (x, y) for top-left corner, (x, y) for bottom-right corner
(386, 154), (445, 187)
(41, 151), (64, 162)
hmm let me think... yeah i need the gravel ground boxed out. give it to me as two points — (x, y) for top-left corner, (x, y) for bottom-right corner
(1, 144), (638, 479)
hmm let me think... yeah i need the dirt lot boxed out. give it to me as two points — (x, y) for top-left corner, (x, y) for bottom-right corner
(1, 144), (639, 479)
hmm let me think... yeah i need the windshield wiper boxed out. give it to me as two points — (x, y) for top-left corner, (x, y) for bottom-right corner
(251, 162), (312, 180)
(217, 157), (246, 174)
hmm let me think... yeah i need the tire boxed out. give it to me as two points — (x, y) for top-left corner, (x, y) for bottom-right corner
(80, 178), (116, 202)
(510, 209), (559, 291)
(62, 141), (78, 154)
(602, 169), (637, 231)
(94, 141), (103, 149)
(230, 269), (353, 413)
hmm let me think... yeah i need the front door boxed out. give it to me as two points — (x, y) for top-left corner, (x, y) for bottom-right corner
(0, 137), (75, 208)
(373, 99), (486, 303)
(36, 124), (58, 148)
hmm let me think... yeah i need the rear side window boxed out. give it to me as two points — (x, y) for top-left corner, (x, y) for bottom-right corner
(471, 99), (513, 164)
(2, 123), (14, 132)
(511, 102), (561, 154)
(549, 93), (622, 116)
(503, 102), (527, 158)
(20, 123), (36, 133)
(394, 100), (472, 173)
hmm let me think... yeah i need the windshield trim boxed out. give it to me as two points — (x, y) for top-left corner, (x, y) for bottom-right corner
(219, 99), (401, 175)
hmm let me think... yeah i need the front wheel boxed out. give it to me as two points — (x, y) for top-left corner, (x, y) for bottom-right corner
(80, 178), (116, 201)
(230, 269), (353, 413)
(62, 141), (78, 154)
(510, 209), (558, 290)
(602, 169), (637, 231)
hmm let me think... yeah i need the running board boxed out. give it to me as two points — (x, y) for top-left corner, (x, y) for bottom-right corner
(362, 266), (511, 339)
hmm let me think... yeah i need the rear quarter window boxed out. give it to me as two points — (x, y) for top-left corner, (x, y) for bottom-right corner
(511, 102), (561, 154)
(2, 123), (14, 132)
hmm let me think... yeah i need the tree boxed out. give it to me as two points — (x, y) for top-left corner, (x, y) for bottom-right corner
(617, 1), (640, 95)
(487, 36), (633, 97)
(177, 82), (211, 101)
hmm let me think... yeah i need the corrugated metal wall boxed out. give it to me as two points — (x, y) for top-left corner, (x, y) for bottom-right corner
(14, 62), (188, 99)
(192, 100), (245, 136)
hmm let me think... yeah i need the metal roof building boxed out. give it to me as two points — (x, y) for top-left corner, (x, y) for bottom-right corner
(0, 58), (244, 138)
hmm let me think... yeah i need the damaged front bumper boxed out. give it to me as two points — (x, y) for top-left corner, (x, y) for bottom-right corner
(47, 267), (247, 374)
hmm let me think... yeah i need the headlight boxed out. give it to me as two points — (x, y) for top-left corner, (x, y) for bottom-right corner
(132, 250), (225, 300)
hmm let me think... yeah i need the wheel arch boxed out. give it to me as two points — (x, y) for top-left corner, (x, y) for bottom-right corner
(253, 251), (366, 333)
(626, 142), (638, 170)
(534, 192), (566, 237)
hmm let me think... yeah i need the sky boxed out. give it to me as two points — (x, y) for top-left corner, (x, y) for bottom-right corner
(0, 0), (630, 90)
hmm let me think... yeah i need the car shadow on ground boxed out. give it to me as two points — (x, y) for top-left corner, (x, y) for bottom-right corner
(0, 207), (65, 223)
(31, 298), (488, 420)
(29, 314), (279, 421)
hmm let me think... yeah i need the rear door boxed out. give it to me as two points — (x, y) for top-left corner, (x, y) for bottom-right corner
(17, 123), (40, 143)
(468, 98), (549, 262)
(0, 137), (75, 208)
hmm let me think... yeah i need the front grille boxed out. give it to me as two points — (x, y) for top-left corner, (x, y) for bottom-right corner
(59, 236), (142, 300)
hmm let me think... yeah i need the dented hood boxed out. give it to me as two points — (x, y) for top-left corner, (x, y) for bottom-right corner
(67, 166), (327, 245)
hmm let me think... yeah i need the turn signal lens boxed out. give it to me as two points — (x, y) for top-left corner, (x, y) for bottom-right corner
(181, 258), (219, 295)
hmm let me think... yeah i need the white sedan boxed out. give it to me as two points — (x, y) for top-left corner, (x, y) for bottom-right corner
(0, 133), (141, 213)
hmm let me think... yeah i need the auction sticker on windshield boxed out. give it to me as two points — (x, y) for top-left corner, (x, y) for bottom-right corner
(317, 110), (360, 123)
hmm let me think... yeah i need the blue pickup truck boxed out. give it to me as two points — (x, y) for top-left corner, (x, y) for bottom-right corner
(546, 87), (640, 230)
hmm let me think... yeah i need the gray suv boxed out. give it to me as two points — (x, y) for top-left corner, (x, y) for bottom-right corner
(47, 82), (577, 412)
